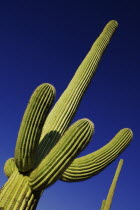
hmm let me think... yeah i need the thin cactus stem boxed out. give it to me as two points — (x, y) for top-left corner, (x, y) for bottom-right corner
(103, 159), (124, 210)
(100, 200), (106, 210)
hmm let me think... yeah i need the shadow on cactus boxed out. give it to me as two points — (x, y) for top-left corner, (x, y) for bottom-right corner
(0, 20), (133, 209)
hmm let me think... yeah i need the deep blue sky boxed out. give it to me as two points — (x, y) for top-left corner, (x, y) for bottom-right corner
(0, 1), (139, 209)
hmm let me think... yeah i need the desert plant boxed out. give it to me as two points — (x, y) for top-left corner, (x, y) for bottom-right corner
(100, 159), (124, 210)
(0, 20), (133, 210)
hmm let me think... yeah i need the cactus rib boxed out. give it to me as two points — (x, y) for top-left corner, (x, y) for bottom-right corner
(60, 129), (132, 182)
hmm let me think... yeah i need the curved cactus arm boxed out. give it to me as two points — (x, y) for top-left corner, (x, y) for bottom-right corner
(29, 119), (94, 191)
(14, 83), (56, 172)
(60, 128), (132, 182)
(37, 20), (118, 163)
(4, 158), (17, 178)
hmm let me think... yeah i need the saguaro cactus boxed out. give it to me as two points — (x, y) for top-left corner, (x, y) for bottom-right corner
(100, 159), (124, 210)
(0, 20), (133, 209)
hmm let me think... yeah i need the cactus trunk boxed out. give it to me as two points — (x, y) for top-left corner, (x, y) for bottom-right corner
(0, 171), (42, 210)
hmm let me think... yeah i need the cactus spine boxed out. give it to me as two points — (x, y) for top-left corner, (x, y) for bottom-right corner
(0, 20), (133, 209)
(101, 159), (124, 210)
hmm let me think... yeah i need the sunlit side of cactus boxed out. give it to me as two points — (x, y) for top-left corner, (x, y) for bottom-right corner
(0, 20), (133, 209)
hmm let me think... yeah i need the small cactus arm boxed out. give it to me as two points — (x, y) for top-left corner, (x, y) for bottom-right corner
(101, 159), (124, 210)
(0, 20), (133, 210)
(4, 158), (17, 178)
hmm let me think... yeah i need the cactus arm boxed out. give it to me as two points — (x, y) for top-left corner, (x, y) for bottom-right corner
(29, 119), (94, 191)
(60, 128), (132, 182)
(37, 20), (118, 163)
(103, 159), (124, 210)
(4, 158), (17, 178)
(14, 83), (56, 172)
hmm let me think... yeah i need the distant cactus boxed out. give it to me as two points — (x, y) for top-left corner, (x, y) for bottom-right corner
(0, 20), (133, 209)
(101, 200), (106, 210)
(100, 159), (124, 210)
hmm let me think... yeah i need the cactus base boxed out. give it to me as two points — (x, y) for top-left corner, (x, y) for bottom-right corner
(0, 171), (42, 210)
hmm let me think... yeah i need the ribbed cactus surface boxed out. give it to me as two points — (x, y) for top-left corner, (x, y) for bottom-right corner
(0, 20), (133, 210)
(15, 83), (56, 172)
(61, 130), (131, 182)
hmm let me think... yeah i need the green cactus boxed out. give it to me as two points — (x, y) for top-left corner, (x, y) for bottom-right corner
(0, 20), (133, 209)
(101, 159), (124, 210)
(101, 200), (106, 210)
